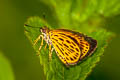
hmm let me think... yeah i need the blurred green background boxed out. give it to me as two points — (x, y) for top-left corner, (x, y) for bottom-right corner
(0, 0), (120, 80)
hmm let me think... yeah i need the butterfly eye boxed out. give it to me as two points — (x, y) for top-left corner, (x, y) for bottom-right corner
(40, 26), (49, 33)
(40, 28), (46, 33)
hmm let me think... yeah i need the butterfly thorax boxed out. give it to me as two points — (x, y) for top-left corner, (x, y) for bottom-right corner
(40, 26), (52, 45)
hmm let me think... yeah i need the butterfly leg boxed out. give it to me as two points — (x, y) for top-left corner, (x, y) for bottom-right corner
(34, 35), (42, 45)
(44, 44), (48, 50)
(33, 35), (44, 56)
(49, 45), (54, 61)
(38, 35), (44, 51)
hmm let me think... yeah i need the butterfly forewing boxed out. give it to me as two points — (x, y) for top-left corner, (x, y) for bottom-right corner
(49, 30), (81, 65)
(49, 29), (97, 65)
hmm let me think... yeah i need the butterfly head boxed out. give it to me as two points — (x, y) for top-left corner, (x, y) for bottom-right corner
(40, 26), (50, 43)
(40, 26), (49, 34)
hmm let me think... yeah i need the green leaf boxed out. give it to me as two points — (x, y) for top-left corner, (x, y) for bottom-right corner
(24, 17), (113, 80)
(41, 0), (72, 27)
(0, 52), (15, 80)
(71, 0), (120, 21)
(41, 0), (120, 27)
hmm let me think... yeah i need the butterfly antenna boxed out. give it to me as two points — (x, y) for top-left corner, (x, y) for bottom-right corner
(24, 24), (40, 28)
(24, 13), (46, 29)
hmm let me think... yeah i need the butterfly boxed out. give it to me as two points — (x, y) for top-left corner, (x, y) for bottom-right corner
(25, 24), (97, 66)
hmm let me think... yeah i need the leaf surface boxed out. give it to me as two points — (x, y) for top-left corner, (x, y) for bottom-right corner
(24, 17), (113, 80)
